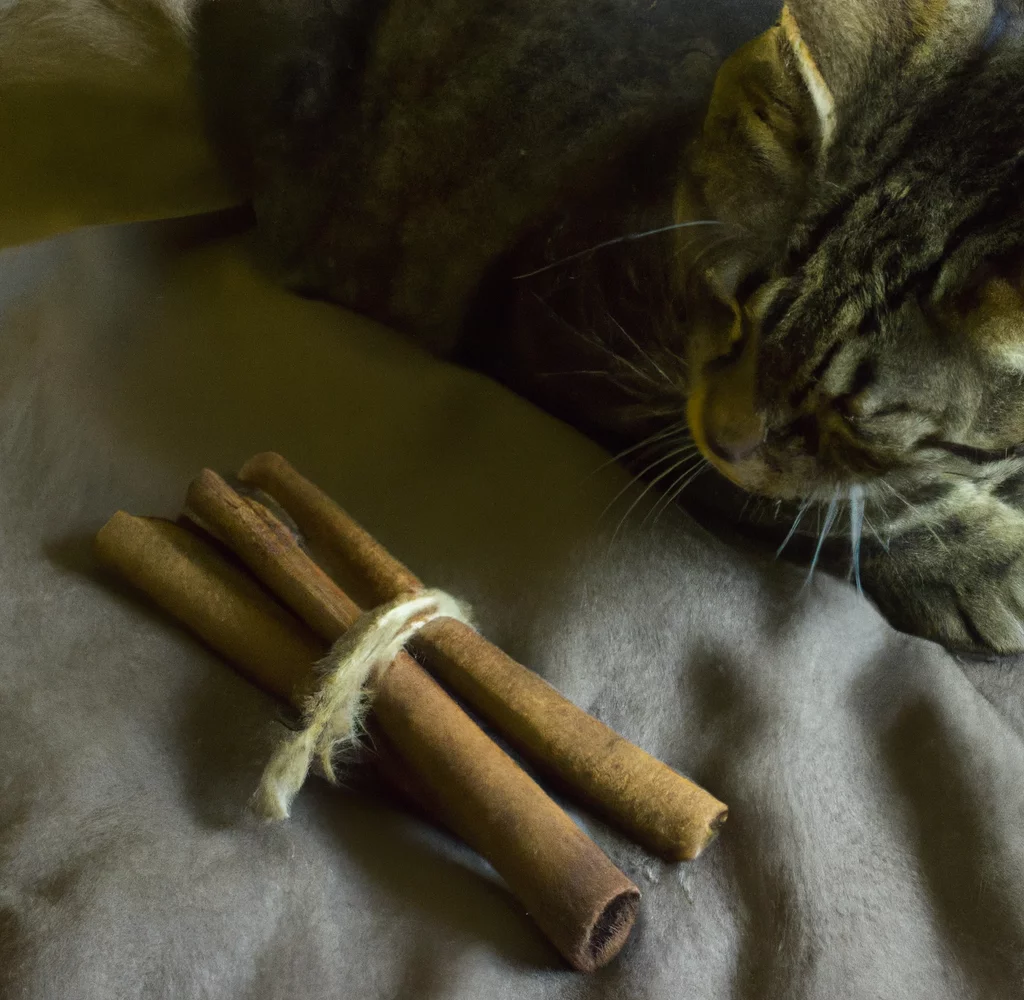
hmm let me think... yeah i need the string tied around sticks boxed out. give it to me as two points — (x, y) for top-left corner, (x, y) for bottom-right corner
(253, 588), (472, 820)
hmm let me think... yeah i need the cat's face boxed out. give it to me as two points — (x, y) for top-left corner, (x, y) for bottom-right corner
(677, 0), (1024, 501)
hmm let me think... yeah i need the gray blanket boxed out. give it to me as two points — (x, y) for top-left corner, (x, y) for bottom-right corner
(2, 4), (1024, 998)
(3, 219), (1024, 1000)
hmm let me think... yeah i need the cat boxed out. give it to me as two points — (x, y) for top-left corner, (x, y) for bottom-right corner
(196, 0), (1024, 655)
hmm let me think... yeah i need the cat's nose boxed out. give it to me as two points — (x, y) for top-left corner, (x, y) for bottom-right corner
(704, 418), (765, 464)
(694, 319), (766, 467)
(703, 391), (766, 464)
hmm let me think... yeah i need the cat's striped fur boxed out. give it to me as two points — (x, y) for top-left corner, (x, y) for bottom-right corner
(197, 0), (1024, 652)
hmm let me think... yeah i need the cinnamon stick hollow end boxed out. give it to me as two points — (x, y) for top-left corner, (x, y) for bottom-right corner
(373, 648), (641, 972)
(366, 724), (638, 970)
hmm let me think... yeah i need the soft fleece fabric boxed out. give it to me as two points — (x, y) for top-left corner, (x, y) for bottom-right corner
(1, 3), (1022, 998)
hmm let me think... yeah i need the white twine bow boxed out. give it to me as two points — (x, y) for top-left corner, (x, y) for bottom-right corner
(253, 588), (471, 820)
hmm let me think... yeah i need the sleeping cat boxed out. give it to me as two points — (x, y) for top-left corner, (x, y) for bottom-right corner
(197, 0), (1024, 655)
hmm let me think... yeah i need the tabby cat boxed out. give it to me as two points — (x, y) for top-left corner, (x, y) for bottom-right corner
(197, 0), (1024, 654)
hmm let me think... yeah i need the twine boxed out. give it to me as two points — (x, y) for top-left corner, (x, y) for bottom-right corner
(253, 589), (472, 820)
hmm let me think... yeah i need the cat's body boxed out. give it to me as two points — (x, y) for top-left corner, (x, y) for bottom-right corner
(198, 0), (1024, 654)
(199, 0), (774, 348)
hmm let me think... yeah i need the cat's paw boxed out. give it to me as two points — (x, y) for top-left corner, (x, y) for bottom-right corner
(863, 516), (1024, 655)
(877, 572), (1024, 654)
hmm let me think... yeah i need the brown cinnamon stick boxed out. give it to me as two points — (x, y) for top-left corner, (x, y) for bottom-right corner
(238, 452), (727, 861)
(177, 470), (642, 971)
(95, 513), (322, 703)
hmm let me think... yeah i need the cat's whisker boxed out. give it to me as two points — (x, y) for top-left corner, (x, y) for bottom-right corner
(513, 220), (726, 279)
(610, 451), (703, 539)
(633, 440), (699, 469)
(586, 422), (691, 478)
(529, 290), (667, 395)
(880, 480), (949, 553)
(805, 490), (841, 586)
(776, 499), (812, 558)
(539, 369), (661, 398)
(598, 443), (700, 522)
(537, 369), (619, 379)
(649, 459), (712, 526)
(641, 455), (705, 528)
(607, 314), (675, 389)
(527, 290), (624, 361)
(849, 484), (865, 597)
(862, 510), (890, 552)
(610, 352), (665, 391)
(748, 497), (771, 525)
(589, 323), (665, 389)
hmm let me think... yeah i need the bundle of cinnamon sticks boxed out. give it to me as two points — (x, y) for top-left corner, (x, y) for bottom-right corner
(95, 453), (727, 972)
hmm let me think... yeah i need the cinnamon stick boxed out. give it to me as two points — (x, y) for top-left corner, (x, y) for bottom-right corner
(95, 513), (322, 703)
(177, 470), (642, 971)
(238, 452), (728, 861)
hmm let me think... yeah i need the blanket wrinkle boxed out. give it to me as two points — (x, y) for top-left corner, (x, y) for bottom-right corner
(1, 0), (1024, 988)
(0, 219), (1021, 996)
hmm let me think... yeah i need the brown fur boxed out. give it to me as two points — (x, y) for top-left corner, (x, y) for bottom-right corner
(197, 0), (1024, 652)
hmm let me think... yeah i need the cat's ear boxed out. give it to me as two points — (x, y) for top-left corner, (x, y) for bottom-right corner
(779, 4), (840, 148)
(781, 0), (999, 146)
